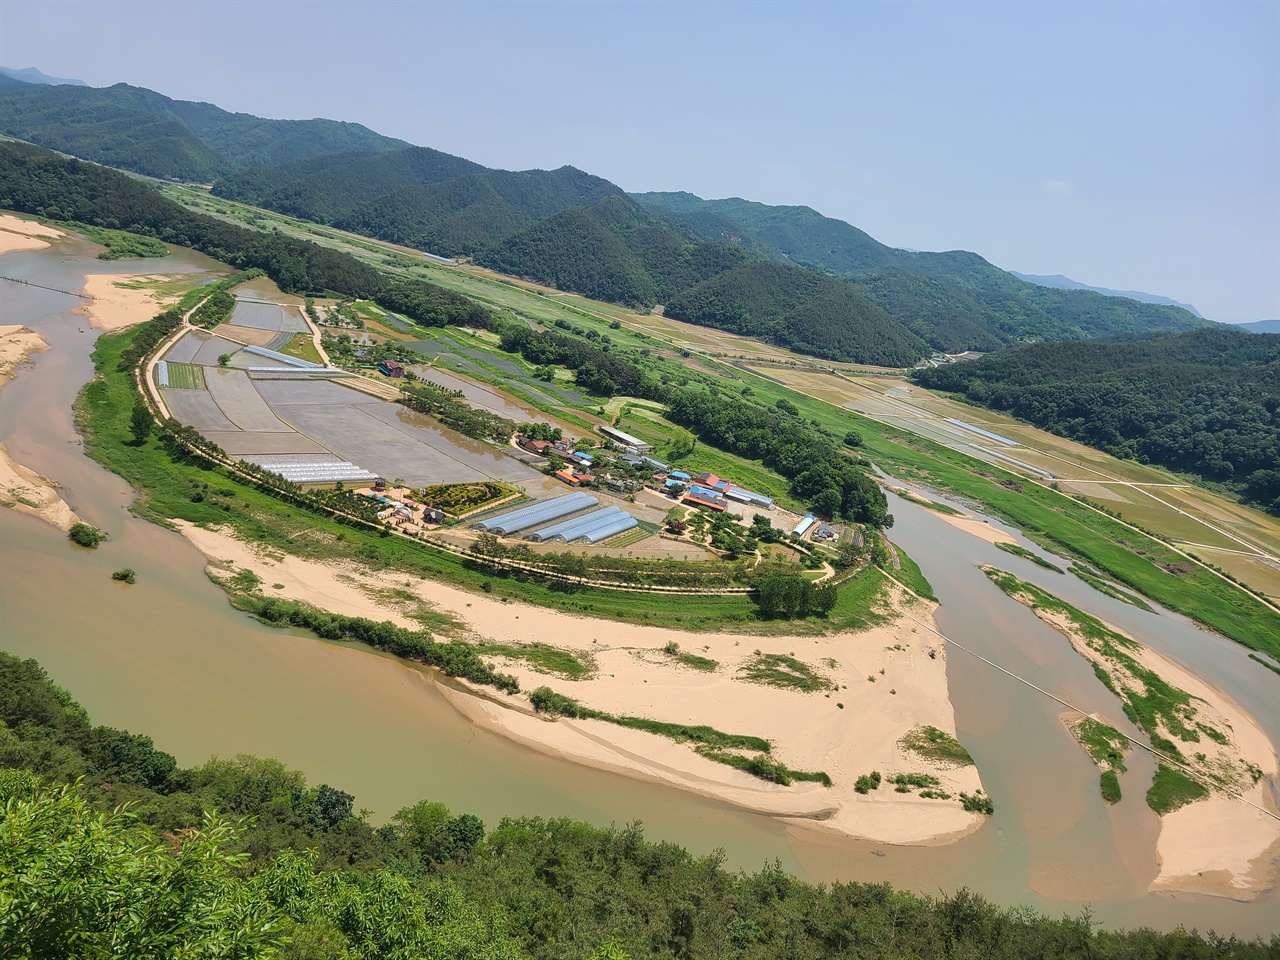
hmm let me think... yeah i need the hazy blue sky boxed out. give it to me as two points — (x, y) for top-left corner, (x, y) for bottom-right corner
(3, 1), (1276, 322)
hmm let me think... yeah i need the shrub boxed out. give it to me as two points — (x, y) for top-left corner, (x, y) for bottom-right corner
(959, 790), (995, 815)
(854, 771), (882, 794)
(111, 568), (136, 584)
(1099, 770), (1122, 804)
(68, 523), (105, 548)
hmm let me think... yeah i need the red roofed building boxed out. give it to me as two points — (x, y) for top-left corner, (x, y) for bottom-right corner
(682, 492), (727, 512)
(555, 469), (594, 487)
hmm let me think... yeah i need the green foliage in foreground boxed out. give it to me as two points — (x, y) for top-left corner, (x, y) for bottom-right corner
(67, 522), (104, 548)
(2, 653), (1276, 959)
(995, 540), (1065, 573)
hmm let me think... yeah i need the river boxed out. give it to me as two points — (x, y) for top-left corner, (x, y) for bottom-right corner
(0, 238), (1276, 937)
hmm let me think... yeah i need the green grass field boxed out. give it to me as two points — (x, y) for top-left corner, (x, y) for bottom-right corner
(164, 363), (205, 390)
(278, 333), (323, 365)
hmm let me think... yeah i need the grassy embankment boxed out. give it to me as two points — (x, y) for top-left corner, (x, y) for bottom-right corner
(1068, 563), (1154, 611)
(78, 321), (892, 638)
(891, 545), (938, 601)
(983, 568), (1237, 815)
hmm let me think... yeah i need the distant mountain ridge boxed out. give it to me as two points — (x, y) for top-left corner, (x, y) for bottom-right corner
(0, 66), (87, 86)
(1009, 272), (1202, 316)
(0, 73), (1213, 365)
(0, 74), (408, 180)
(1235, 319), (1280, 334)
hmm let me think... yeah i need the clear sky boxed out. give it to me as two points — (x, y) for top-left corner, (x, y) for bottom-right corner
(2, 0), (1276, 322)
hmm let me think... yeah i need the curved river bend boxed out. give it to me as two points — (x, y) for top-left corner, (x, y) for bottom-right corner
(0, 240), (1275, 937)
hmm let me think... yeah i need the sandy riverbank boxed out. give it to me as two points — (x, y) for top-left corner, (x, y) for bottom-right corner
(0, 214), (64, 255)
(75, 274), (182, 332)
(0, 325), (78, 529)
(1017, 595), (1279, 899)
(936, 512), (1016, 545)
(174, 519), (987, 845)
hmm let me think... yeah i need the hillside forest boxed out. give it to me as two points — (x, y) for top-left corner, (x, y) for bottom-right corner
(913, 329), (1280, 514)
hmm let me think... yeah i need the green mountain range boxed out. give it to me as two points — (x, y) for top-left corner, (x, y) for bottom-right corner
(633, 193), (1210, 351)
(0, 73), (407, 181)
(0, 73), (1212, 364)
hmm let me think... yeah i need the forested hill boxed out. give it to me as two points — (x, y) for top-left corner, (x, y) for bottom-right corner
(914, 328), (1280, 513)
(0, 74), (408, 181)
(215, 148), (624, 257)
(0, 141), (488, 329)
(216, 145), (931, 365)
(634, 192), (1212, 351)
(2, 72), (1211, 364)
(7, 653), (1275, 959)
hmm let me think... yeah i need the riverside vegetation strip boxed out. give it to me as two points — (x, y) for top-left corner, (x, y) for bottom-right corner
(982, 568), (1264, 815)
(527, 686), (832, 787)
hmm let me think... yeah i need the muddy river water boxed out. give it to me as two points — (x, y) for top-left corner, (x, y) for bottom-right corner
(1, 240), (1276, 937)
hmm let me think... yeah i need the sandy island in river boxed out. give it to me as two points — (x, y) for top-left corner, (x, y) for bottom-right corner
(0, 214), (65, 255)
(175, 519), (987, 845)
(1023, 602), (1280, 900)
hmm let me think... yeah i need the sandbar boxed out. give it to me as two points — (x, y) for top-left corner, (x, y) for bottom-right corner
(174, 519), (988, 845)
(1023, 602), (1279, 899)
(75, 274), (182, 332)
(0, 325), (77, 529)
